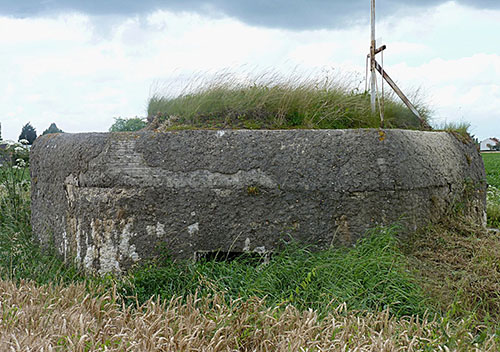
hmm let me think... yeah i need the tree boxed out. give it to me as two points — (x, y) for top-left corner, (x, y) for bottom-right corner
(109, 117), (147, 132)
(42, 122), (64, 135)
(18, 122), (37, 145)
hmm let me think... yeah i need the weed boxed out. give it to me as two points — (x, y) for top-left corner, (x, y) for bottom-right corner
(486, 186), (500, 228)
(0, 140), (30, 230)
(246, 185), (259, 195)
(147, 70), (431, 131)
(120, 226), (427, 318)
(404, 216), (500, 323)
(435, 121), (472, 139)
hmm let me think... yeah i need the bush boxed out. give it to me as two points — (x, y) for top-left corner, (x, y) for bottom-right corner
(109, 117), (147, 132)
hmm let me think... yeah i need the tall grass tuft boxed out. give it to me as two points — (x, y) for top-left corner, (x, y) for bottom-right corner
(148, 70), (431, 130)
(404, 217), (500, 323)
(434, 121), (470, 134)
(120, 226), (428, 318)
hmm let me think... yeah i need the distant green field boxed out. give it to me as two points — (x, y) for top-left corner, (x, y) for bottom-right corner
(483, 152), (500, 228)
(483, 153), (500, 188)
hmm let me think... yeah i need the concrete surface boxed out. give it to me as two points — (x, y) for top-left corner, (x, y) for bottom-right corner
(30, 129), (487, 274)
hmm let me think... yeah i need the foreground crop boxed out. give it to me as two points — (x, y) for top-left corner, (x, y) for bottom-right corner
(0, 279), (498, 351)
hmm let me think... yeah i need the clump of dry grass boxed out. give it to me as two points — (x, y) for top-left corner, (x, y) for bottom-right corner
(0, 279), (497, 351)
(404, 217), (500, 323)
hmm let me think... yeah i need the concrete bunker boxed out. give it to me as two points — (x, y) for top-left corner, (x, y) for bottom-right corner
(30, 129), (486, 274)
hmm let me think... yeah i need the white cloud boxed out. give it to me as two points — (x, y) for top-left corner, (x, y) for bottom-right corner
(0, 2), (499, 141)
(385, 53), (500, 137)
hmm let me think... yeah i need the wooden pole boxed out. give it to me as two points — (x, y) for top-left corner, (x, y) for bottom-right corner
(370, 0), (376, 114)
(366, 1), (428, 129)
(373, 60), (431, 129)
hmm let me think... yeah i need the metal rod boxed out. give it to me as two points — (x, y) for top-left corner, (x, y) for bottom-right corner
(370, 0), (376, 114)
(373, 60), (430, 129)
(380, 49), (385, 128)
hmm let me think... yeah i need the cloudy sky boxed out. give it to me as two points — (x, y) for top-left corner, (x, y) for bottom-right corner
(0, 0), (498, 141)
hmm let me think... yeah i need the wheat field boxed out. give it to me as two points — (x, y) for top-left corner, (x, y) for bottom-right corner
(1, 279), (497, 351)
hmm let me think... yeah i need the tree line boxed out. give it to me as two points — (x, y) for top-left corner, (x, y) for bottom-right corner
(0, 117), (146, 146)
(15, 122), (63, 145)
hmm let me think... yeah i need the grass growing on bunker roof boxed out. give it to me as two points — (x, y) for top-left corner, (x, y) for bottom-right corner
(147, 70), (431, 130)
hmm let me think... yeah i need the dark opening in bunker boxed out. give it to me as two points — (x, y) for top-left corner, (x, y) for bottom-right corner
(194, 250), (271, 264)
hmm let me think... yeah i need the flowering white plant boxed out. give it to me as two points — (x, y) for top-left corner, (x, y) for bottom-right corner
(0, 140), (29, 168)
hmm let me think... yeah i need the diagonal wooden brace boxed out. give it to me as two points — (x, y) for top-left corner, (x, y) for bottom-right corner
(373, 60), (431, 130)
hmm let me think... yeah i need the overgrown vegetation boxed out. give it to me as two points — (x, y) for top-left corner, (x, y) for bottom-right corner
(404, 219), (500, 322)
(1, 140), (500, 350)
(435, 121), (472, 139)
(147, 71), (431, 131)
(120, 227), (427, 318)
(483, 152), (500, 228)
(0, 141), (83, 285)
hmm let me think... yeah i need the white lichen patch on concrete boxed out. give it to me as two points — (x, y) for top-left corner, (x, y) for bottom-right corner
(253, 246), (266, 254)
(212, 188), (232, 197)
(79, 217), (140, 274)
(187, 222), (199, 235)
(243, 238), (266, 254)
(119, 222), (139, 262)
(64, 174), (79, 206)
(146, 222), (166, 239)
(62, 186), (143, 273)
(243, 237), (251, 251)
(59, 230), (68, 262)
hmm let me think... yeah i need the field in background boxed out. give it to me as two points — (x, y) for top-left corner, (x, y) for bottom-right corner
(0, 143), (499, 350)
(483, 152), (500, 228)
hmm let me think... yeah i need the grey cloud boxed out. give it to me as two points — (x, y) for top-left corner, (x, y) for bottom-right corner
(0, 1), (498, 29)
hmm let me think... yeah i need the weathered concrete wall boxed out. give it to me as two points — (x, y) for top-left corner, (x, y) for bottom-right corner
(31, 129), (486, 274)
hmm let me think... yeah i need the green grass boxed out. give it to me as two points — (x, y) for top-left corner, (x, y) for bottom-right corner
(148, 71), (431, 131)
(483, 153), (500, 188)
(435, 121), (472, 139)
(119, 226), (427, 318)
(482, 152), (500, 228)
